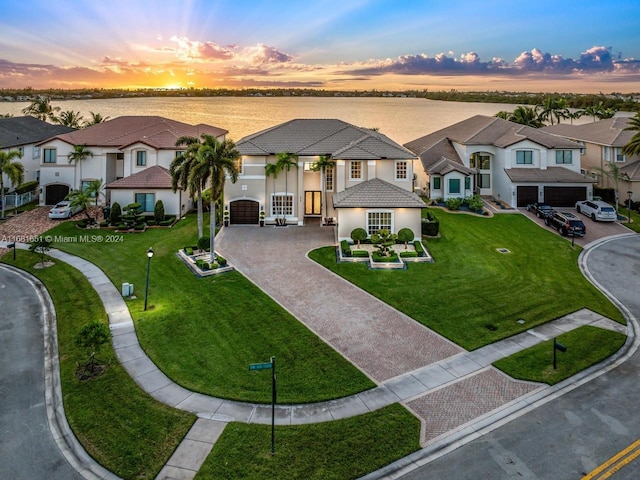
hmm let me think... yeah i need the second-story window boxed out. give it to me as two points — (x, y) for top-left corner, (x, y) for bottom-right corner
(43, 148), (56, 163)
(555, 150), (573, 164)
(350, 161), (362, 180)
(136, 150), (147, 166)
(325, 165), (334, 191)
(516, 150), (533, 165)
(395, 160), (408, 180)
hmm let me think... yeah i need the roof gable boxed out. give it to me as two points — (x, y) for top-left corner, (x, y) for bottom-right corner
(332, 178), (425, 208)
(106, 165), (174, 189)
(0, 116), (75, 148)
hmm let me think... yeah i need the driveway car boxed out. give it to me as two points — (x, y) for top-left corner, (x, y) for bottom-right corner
(48, 200), (82, 219)
(545, 211), (586, 237)
(575, 200), (617, 222)
(526, 202), (554, 219)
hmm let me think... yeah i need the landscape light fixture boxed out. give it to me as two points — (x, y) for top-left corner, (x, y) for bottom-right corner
(144, 247), (154, 311)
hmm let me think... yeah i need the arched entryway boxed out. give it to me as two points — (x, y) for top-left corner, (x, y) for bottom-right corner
(229, 199), (259, 224)
(44, 184), (70, 205)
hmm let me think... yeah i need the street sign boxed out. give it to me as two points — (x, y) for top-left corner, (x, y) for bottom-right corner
(249, 362), (273, 371)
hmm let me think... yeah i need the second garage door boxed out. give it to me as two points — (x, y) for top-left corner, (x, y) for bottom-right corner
(544, 186), (587, 207)
(517, 186), (538, 207)
(230, 200), (259, 224)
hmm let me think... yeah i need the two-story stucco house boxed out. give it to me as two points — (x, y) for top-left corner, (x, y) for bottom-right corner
(542, 114), (640, 199)
(405, 115), (592, 208)
(37, 116), (227, 216)
(0, 116), (74, 188)
(226, 119), (425, 241)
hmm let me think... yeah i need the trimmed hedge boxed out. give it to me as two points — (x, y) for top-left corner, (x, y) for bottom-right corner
(217, 256), (227, 267)
(352, 250), (370, 258)
(340, 240), (351, 257)
(414, 241), (425, 256)
(400, 251), (418, 258)
(15, 180), (39, 194)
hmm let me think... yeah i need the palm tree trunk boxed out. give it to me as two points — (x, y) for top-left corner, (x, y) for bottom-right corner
(197, 189), (203, 239)
(209, 194), (216, 264)
(0, 181), (5, 220)
(78, 161), (82, 191)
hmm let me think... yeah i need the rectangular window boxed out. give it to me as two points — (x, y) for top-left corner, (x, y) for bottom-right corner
(136, 150), (147, 166)
(350, 161), (362, 180)
(555, 150), (573, 164)
(432, 177), (441, 189)
(449, 178), (461, 194)
(480, 156), (490, 170)
(234, 157), (243, 175)
(367, 211), (392, 235)
(43, 148), (56, 163)
(615, 148), (625, 162)
(325, 165), (334, 192)
(134, 193), (155, 212)
(175, 150), (185, 158)
(395, 160), (408, 180)
(465, 177), (471, 190)
(603, 146), (611, 162)
(516, 150), (533, 164)
(33, 146), (40, 159)
(478, 174), (491, 188)
(304, 162), (316, 171)
(470, 153), (490, 169)
(271, 194), (293, 216)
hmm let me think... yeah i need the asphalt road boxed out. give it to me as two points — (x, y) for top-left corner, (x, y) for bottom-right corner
(398, 234), (640, 480)
(0, 265), (84, 480)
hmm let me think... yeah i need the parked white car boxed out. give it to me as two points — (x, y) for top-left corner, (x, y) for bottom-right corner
(48, 200), (83, 219)
(575, 200), (617, 222)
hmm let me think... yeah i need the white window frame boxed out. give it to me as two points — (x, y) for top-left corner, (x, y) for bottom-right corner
(555, 150), (573, 165)
(325, 164), (334, 192)
(33, 146), (41, 159)
(270, 193), (294, 217)
(43, 148), (56, 163)
(395, 160), (408, 180)
(136, 150), (147, 167)
(615, 148), (626, 163)
(349, 161), (362, 180)
(367, 210), (393, 235)
(516, 150), (533, 165)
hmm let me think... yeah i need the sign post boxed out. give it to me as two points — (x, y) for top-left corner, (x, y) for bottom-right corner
(249, 356), (276, 455)
(553, 337), (567, 369)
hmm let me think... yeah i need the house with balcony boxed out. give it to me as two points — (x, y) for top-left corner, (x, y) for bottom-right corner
(227, 119), (425, 241)
(37, 116), (227, 216)
(405, 115), (592, 208)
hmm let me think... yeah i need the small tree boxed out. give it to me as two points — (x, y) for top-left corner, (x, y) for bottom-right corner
(397, 228), (414, 249)
(29, 237), (53, 265)
(75, 321), (111, 378)
(197, 236), (210, 251)
(350, 227), (368, 247)
(109, 201), (122, 225)
(154, 200), (165, 223)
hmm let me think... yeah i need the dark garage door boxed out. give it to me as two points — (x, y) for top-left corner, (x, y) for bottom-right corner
(45, 184), (70, 205)
(230, 200), (259, 224)
(517, 186), (538, 207)
(544, 186), (587, 207)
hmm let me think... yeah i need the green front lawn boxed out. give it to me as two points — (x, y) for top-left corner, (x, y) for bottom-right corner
(41, 215), (374, 403)
(309, 211), (625, 350)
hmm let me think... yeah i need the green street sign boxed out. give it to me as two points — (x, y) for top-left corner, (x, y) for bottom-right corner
(249, 362), (273, 371)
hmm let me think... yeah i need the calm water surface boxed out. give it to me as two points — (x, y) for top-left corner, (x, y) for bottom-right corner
(1, 97), (520, 144)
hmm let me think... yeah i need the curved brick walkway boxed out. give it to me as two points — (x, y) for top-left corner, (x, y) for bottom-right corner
(217, 224), (458, 383)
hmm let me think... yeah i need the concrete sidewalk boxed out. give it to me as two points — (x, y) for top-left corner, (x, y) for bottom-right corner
(1, 238), (633, 480)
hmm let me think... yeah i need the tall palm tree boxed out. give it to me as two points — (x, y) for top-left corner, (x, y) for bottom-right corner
(66, 189), (93, 221)
(275, 152), (299, 224)
(190, 135), (239, 263)
(539, 97), (569, 125)
(264, 162), (280, 219)
(21, 97), (60, 122)
(311, 155), (335, 220)
(56, 110), (84, 128)
(171, 136), (205, 237)
(623, 112), (640, 157)
(67, 145), (93, 190)
(86, 178), (105, 207)
(84, 112), (110, 127)
(592, 162), (630, 215)
(0, 148), (24, 219)
(509, 106), (544, 128)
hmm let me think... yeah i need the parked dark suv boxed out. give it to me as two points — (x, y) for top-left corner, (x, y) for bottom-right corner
(526, 202), (554, 218)
(545, 211), (586, 237)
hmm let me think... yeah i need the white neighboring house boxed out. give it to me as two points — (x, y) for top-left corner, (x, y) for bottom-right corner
(227, 119), (425, 241)
(0, 116), (74, 191)
(405, 115), (593, 208)
(37, 116), (227, 216)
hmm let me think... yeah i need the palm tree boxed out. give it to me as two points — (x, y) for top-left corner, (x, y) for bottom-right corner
(21, 97), (60, 122)
(190, 135), (239, 263)
(68, 145), (93, 190)
(66, 189), (93, 221)
(85, 178), (105, 207)
(84, 112), (110, 127)
(592, 162), (630, 215)
(56, 110), (84, 128)
(264, 162), (280, 219)
(170, 136), (205, 237)
(539, 97), (569, 125)
(509, 106), (544, 128)
(275, 152), (299, 224)
(311, 155), (335, 220)
(622, 112), (640, 157)
(0, 148), (24, 220)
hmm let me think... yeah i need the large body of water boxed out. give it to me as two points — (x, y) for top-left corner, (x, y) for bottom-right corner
(1, 97), (523, 144)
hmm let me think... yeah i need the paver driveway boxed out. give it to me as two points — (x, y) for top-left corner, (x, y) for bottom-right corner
(216, 223), (462, 383)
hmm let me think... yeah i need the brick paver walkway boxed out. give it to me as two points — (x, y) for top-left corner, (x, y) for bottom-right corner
(216, 224), (463, 383)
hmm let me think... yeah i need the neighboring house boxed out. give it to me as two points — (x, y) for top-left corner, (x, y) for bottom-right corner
(542, 115), (640, 199)
(37, 116), (227, 216)
(228, 118), (424, 241)
(405, 115), (592, 208)
(0, 116), (75, 188)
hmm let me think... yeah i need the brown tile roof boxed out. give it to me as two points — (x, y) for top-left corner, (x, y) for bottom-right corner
(106, 166), (174, 189)
(620, 160), (640, 181)
(542, 116), (636, 148)
(41, 116), (227, 150)
(505, 166), (593, 183)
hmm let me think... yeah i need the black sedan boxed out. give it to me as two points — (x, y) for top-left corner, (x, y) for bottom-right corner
(526, 202), (554, 218)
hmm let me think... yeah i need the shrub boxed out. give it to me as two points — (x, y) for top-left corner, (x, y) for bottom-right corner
(217, 256), (227, 267)
(397, 228), (414, 248)
(116, 223), (126, 230)
(196, 259), (210, 270)
(340, 239), (351, 257)
(197, 236), (210, 251)
(146, 220), (156, 226)
(159, 219), (173, 226)
(350, 227), (368, 247)
(109, 202), (122, 225)
(134, 224), (145, 231)
(99, 221), (109, 228)
(185, 247), (193, 256)
(465, 194), (484, 212)
(15, 180), (39, 194)
(154, 200), (165, 223)
(421, 217), (439, 236)
(400, 251), (418, 258)
(446, 197), (463, 210)
(372, 251), (398, 262)
(352, 250), (370, 258)
(414, 241), (425, 256)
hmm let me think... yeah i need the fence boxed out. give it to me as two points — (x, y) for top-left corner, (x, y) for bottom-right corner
(0, 190), (37, 209)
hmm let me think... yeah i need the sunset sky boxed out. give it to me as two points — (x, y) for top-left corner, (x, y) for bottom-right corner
(1, 0), (639, 93)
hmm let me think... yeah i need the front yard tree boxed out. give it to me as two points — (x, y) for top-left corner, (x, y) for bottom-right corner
(351, 228), (367, 247)
(192, 134), (239, 264)
(154, 199), (165, 223)
(66, 189), (94, 222)
(75, 321), (111, 378)
(0, 147), (24, 220)
(397, 228), (414, 249)
(311, 155), (335, 220)
(265, 162), (280, 219)
(67, 144), (93, 191)
(86, 178), (105, 207)
(276, 152), (299, 224)
(171, 136), (205, 238)
(29, 236), (52, 265)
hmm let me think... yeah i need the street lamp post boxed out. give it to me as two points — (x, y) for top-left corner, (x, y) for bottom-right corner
(144, 247), (154, 311)
(628, 191), (633, 224)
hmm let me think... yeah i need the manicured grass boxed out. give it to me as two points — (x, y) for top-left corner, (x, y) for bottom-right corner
(309, 211), (625, 350)
(196, 404), (420, 480)
(42, 215), (374, 403)
(493, 326), (626, 385)
(1, 251), (195, 480)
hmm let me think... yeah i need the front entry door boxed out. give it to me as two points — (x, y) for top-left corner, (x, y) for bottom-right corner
(305, 191), (321, 215)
